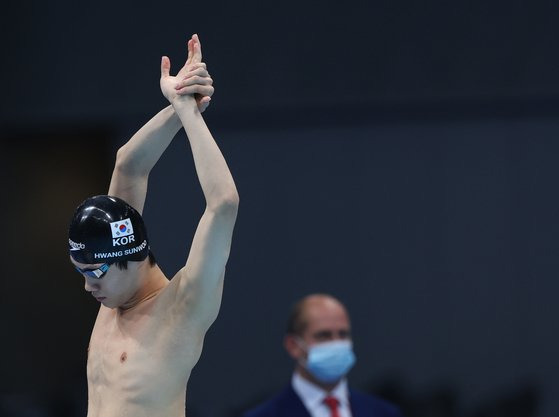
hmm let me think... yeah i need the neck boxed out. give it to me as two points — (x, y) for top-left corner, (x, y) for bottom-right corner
(295, 365), (340, 393)
(119, 264), (168, 311)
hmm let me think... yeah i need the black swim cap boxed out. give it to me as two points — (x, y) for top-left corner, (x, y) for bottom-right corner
(68, 195), (149, 264)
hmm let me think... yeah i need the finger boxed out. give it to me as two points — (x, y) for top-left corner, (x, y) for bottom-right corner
(160, 56), (171, 77)
(185, 38), (194, 66)
(175, 85), (214, 96)
(181, 67), (210, 80)
(175, 76), (213, 91)
(198, 96), (211, 104)
(185, 62), (207, 71)
(197, 96), (212, 113)
(176, 85), (214, 96)
(183, 66), (209, 77)
(192, 33), (202, 63)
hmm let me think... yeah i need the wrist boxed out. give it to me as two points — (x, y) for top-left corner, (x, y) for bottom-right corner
(154, 104), (182, 130)
(170, 95), (200, 118)
(170, 94), (197, 108)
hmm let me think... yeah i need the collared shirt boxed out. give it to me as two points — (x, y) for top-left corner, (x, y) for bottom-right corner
(291, 372), (353, 417)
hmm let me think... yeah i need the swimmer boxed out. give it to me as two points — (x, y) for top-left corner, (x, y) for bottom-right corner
(68, 34), (239, 417)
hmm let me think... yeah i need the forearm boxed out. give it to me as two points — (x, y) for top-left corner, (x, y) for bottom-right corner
(115, 105), (182, 176)
(172, 97), (239, 211)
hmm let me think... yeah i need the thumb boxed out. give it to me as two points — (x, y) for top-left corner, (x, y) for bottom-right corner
(161, 56), (171, 77)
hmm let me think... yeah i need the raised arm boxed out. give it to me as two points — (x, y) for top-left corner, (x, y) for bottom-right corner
(108, 107), (181, 213)
(160, 34), (239, 331)
(108, 42), (214, 214)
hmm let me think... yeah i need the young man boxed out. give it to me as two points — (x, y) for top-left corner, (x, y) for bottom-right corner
(243, 294), (401, 417)
(68, 34), (239, 417)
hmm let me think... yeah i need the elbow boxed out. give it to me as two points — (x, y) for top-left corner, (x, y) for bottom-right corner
(114, 144), (148, 176)
(221, 189), (240, 215)
(209, 188), (239, 217)
(114, 145), (132, 173)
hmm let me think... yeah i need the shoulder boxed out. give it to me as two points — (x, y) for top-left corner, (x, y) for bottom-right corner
(242, 385), (306, 417)
(92, 305), (115, 328)
(349, 389), (403, 417)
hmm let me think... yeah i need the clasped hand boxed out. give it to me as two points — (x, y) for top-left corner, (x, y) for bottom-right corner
(160, 34), (214, 113)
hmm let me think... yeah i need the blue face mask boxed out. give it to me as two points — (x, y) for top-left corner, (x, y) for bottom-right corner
(302, 340), (356, 383)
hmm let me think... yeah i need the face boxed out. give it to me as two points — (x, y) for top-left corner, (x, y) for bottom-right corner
(70, 257), (140, 308)
(285, 296), (352, 362)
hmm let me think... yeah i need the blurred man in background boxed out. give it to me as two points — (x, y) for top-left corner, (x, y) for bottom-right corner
(243, 294), (401, 417)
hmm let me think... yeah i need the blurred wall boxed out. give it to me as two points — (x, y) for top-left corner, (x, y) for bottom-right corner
(3, 1), (559, 124)
(0, 128), (112, 417)
(145, 116), (557, 417)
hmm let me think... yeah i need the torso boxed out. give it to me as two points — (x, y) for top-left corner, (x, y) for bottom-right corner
(86, 281), (204, 417)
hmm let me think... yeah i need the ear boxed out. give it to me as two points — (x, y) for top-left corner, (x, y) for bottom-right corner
(284, 334), (305, 360)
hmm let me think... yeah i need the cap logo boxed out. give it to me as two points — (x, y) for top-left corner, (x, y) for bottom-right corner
(69, 239), (85, 251)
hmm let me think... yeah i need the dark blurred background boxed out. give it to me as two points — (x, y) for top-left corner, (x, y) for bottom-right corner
(1, 1), (558, 416)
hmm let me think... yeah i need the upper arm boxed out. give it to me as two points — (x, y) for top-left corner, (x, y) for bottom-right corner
(107, 147), (149, 214)
(171, 200), (238, 331)
(108, 145), (149, 214)
(105, 107), (181, 214)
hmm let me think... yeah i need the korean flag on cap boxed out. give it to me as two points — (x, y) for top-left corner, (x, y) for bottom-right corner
(110, 218), (135, 238)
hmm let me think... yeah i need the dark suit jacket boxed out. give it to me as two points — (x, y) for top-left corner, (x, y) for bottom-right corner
(242, 384), (402, 417)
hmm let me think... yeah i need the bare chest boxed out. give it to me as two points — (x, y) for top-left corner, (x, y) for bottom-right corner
(87, 306), (202, 410)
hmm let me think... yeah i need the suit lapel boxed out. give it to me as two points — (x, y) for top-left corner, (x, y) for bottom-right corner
(350, 389), (371, 417)
(278, 385), (313, 417)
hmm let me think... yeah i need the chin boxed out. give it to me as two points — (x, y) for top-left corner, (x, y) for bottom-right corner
(100, 299), (117, 308)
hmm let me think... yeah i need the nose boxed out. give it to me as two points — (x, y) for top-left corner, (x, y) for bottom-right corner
(84, 277), (100, 293)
